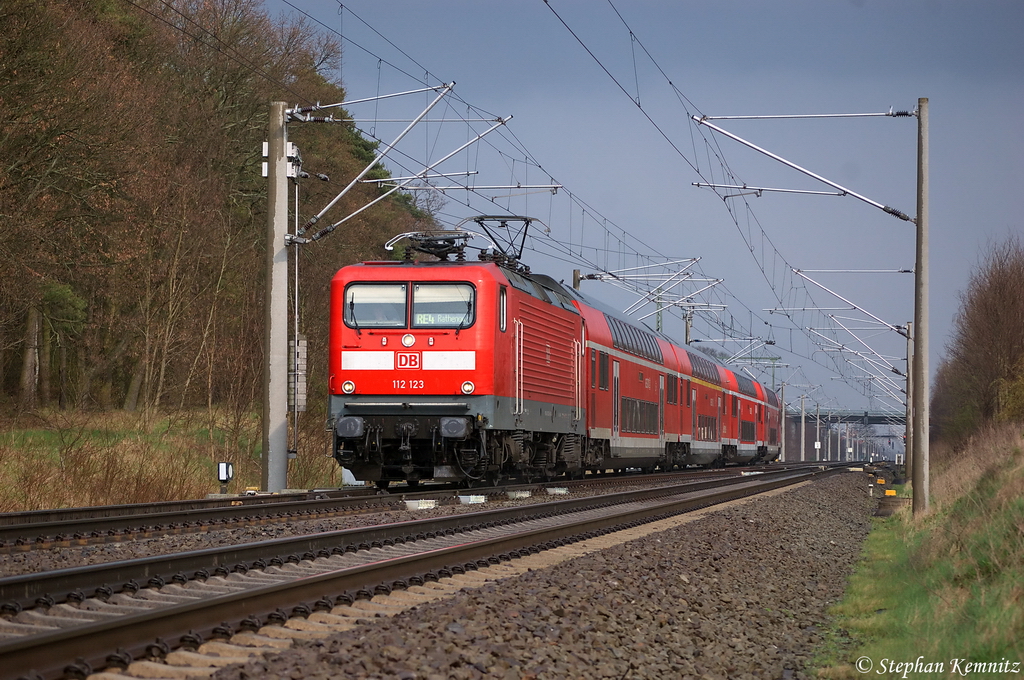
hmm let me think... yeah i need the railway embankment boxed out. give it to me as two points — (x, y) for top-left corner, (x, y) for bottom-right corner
(210, 472), (874, 679)
(815, 424), (1024, 677)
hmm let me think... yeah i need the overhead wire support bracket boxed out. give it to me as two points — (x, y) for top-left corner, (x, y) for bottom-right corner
(396, 184), (563, 193)
(308, 114), (511, 243)
(765, 306), (855, 313)
(795, 269), (914, 274)
(621, 259), (701, 315)
(289, 85), (456, 115)
(346, 118), (502, 123)
(727, 340), (768, 364)
(826, 315), (904, 378)
(809, 330), (905, 402)
(298, 82), (456, 236)
(697, 108), (916, 121)
(691, 115), (915, 223)
(693, 183), (847, 198)
(360, 171), (479, 183)
(793, 269), (907, 338)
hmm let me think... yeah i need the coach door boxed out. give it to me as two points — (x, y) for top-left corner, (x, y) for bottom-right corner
(612, 360), (620, 438)
(659, 374), (665, 438)
(691, 386), (697, 440)
(573, 325), (584, 422)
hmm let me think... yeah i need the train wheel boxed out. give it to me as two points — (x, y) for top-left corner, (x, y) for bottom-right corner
(375, 480), (391, 490)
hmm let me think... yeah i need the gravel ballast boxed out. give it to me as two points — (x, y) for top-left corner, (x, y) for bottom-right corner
(211, 471), (874, 680)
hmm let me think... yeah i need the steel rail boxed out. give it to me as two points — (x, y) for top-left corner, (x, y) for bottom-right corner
(0, 467), (754, 550)
(0, 468), (838, 680)
(0, 489), (364, 526)
(0, 468), (812, 611)
(0, 492), (393, 550)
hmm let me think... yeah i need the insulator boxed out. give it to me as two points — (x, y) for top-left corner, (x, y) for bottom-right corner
(883, 206), (913, 221)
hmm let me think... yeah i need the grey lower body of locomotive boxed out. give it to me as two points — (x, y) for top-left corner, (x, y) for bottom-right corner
(329, 394), (779, 485)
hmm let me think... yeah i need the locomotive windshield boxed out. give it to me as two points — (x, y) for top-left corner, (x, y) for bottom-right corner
(344, 283), (407, 328)
(343, 282), (475, 329)
(412, 283), (474, 328)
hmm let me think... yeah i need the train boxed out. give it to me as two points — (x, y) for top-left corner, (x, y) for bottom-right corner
(327, 224), (781, 488)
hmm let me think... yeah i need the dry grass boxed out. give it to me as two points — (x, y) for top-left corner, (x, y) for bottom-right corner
(931, 422), (1024, 508)
(0, 408), (339, 511)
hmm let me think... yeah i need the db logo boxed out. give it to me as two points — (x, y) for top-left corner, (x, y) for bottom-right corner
(397, 352), (421, 369)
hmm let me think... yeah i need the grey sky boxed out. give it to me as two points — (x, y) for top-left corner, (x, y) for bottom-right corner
(267, 0), (1024, 417)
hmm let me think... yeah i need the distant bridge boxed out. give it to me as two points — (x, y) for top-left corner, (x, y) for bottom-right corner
(783, 409), (906, 426)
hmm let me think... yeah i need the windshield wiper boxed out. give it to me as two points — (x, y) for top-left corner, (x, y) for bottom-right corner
(455, 299), (472, 337)
(348, 300), (362, 336)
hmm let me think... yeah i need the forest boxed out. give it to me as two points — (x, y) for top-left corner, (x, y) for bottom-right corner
(0, 0), (432, 417)
(0, 0), (439, 502)
(930, 236), (1024, 451)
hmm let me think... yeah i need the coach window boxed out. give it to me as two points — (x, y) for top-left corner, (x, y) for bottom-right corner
(412, 283), (475, 328)
(591, 349), (597, 388)
(499, 286), (507, 332)
(345, 283), (407, 328)
(599, 351), (609, 390)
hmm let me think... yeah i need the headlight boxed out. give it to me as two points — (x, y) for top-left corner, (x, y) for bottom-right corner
(440, 417), (470, 439)
(341, 380), (356, 394)
(461, 381), (475, 395)
(402, 334), (415, 347)
(335, 416), (364, 438)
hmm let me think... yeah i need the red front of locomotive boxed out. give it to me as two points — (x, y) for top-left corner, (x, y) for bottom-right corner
(327, 259), (506, 486)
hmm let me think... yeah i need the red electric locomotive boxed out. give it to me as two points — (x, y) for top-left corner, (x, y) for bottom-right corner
(328, 224), (780, 487)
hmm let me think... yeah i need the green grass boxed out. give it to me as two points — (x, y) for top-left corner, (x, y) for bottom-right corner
(814, 424), (1024, 678)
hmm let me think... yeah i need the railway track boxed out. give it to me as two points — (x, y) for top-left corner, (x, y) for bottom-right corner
(0, 465), (803, 553)
(0, 465), (841, 680)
